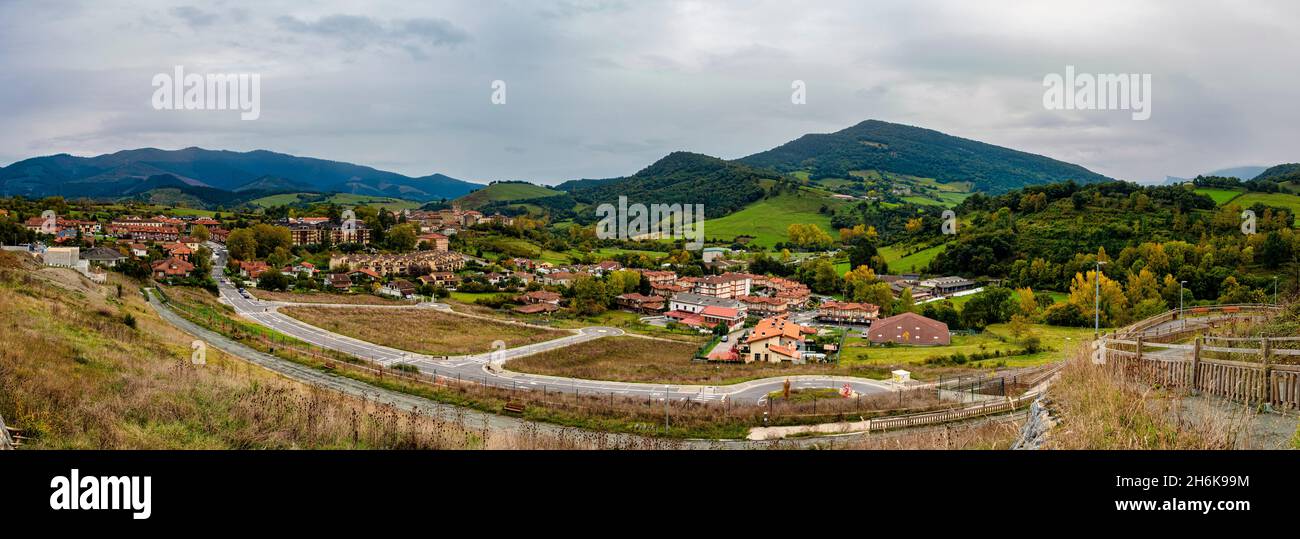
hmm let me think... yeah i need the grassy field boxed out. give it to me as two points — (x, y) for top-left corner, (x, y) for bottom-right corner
(249, 289), (411, 305)
(702, 190), (843, 248)
(840, 322), (1097, 369)
(508, 336), (891, 385)
(279, 306), (566, 356)
(1231, 192), (1300, 225)
(250, 193), (422, 211)
(879, 243), (947, 274)
(1195, 187), (1244, 205)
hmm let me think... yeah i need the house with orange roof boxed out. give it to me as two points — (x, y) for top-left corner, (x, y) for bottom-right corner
(151, 257), (195, 280)
(743, 316), (817, 364)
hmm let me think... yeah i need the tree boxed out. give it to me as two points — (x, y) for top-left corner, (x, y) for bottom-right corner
(570, 275), (608, 315)
(191, 224), (210, 243)
(226, 228), (258, 261)
(960, 287), (1015, 329)
(386, 223), (419, 252)
(258, 270), (291, 291)
(250, 224), (292, 258)
(1066, 270), (1129, 327)
(1014, 287), (1038, 318)
(1125, 268), (1161, 306)
(892, 286), (916, 315)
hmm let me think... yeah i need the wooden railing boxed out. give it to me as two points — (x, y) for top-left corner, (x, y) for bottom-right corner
(1100, 304), (1298, 410)
(865, 390), (1041, 433)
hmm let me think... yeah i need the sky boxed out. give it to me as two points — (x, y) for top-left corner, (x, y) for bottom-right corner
(1, 0), (1298, 185)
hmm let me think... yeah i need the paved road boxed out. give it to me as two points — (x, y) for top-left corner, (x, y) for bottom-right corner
(205, 243), (895, 405)
(148, 282), (939, 448)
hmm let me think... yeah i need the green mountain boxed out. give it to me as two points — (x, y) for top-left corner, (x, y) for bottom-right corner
(0, 147), (480, 202)
(738, 119), (1113, 194)
(1255, 163), (1300, 181)
(558, 151), (774, 219)
(454, 181), (562, 210)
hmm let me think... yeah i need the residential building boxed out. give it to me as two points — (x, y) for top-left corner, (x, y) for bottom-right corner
(817, 301), (881, 324)
(326, 274), (353, 289)
(239, 260), (271, 280)
(637, 270), (677, 286)
(42, 247), (80, 267)
(379, 279), (417, 299)
(285, 218), (371, 246)
(515, 290), (562, 305)
(650, 282), (688, 298)
(329, 251), (466, 277)
(417, 232), (449, 252)
(152, 257), (195, 280)
(163, 243), (193, 261)
(743, 316), (817, 364)
(668, 292), (745, 315)
(615, 293), (665, 314)
(128, 243), (149, 258)
(866, 312), (951, 346)
(513, 303), (559, 315)
(736, 295), (790, 317)
(690, 272), (751, 299)
(80, 247), (126, 267)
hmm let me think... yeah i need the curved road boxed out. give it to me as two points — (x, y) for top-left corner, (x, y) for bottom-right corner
(207, 243), (896, 404)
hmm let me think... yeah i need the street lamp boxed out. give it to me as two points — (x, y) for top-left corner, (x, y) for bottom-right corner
(1179, 280), (1187, 313)
(1094, 260), (1107, 338)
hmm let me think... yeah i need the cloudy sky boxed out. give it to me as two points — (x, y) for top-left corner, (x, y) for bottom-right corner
(2, 0), (1298, 185)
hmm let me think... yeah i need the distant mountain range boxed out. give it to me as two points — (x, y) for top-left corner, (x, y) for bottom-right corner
(1161, 165), (1272, 185)
(0, 147), (481, 205)
(737, 119), (1113, 193)
(4, 120), (1116, 212)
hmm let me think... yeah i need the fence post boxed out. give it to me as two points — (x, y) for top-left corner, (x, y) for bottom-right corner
(1190, 336), (1202, 393)
(1261, 338), (1273, 406)
(1135, 335), (1143, 362)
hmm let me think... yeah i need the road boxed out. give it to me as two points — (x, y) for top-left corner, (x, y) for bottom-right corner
(205, 242), (895, 404)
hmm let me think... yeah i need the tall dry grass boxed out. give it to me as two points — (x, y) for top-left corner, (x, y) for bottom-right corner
(1045, 352), (1252, 449)
(0, 252), (594, 449)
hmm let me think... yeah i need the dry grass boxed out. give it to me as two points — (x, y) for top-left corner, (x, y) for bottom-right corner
(509, 336), (897, 384)
(0, 252), (590, 449)
(250, 289), (412, 305)
(279, 306), (567, 356)
(1045, 353), (1253, 449)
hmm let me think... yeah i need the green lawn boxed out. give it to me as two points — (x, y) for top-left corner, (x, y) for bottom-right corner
(1230, 192), (1300, 226)
(1195, 188), (1244, 205)
(840, 322), (1099, 368)
(879, 243), (947, 274)
(703, 190), (844, 248)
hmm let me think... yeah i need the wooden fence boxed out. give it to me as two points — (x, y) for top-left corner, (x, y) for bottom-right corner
(1102, 328), (1300, 410)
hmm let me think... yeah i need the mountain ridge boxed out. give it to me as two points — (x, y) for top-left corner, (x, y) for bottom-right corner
(0, 147), (480, 203)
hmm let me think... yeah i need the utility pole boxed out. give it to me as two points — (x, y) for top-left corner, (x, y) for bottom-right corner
(664, 384), (670, 432)
(1274, 276), (1279, 305)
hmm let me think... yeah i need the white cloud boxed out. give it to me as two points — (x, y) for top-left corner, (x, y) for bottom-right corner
(0, 0), (1297, 183)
